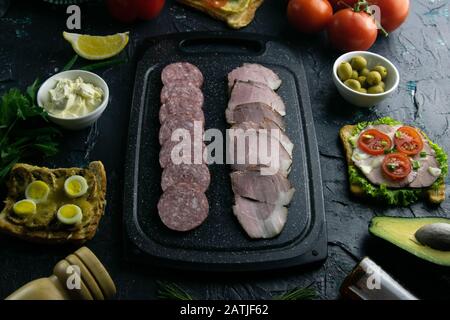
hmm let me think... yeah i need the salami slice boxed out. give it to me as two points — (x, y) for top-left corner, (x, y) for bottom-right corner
(161, 163), (210, 192)
(159, 139), (206, 168)
(162, 90), (204, 114)
(159, 101), (205, 124)
(158, 183), (209, 232)
(159, 115), (204, 145)
(160, 83), (204, 105)
(161, 62), (204, 88)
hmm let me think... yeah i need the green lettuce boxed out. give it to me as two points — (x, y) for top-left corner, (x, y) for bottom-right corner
(347, 117), (448, 206)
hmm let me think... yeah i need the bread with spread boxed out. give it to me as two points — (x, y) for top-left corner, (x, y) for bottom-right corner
(340, 117), (448, 206)
(0, 161), (107, 244)
(177, 0), (264, 29)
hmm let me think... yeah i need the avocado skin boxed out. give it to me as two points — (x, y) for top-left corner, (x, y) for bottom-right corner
(369, 217), (450, 267)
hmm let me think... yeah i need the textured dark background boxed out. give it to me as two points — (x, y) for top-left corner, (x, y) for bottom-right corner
(0, 0), (449, 300)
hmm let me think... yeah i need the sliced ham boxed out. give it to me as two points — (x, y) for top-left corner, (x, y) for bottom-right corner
(232, 121), (293, 158)
(409, 140), (440, 188)
(228, 81), (286, 116)
(365, 124), (402, 141)
(231, 171), (295, 206)
(227, 126), (292, 177)
(228, 64), (282, 91)
(225, 102), (286, 131)
(233, 196), (287, 239)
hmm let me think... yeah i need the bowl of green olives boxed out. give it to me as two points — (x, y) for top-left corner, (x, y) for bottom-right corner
(333, 51), (400, 108)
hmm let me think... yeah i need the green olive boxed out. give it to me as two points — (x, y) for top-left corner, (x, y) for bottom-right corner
(351, 56), (367, 71)
(357, 76), (367, 87)
(368, 85), (385, 94)
(351, 70), (359, 80)
(379, 81), (385, 90)
(360, 68), (370, 77)
(367, 71), (382, 86)
(337, 62), (353, 81)
(358, 88), (368, 94)
(372, 65), (388, 79)
(344, 79), (362, 91)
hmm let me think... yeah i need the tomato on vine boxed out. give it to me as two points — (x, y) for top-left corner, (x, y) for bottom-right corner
(287, 0), (333, 34)
(327, 0), (378, 51)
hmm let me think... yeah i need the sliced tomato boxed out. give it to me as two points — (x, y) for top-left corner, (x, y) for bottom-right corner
(394, 126), (424, 156)
(357, 129), (392, 155)
(382, 153), (412, 181)
(205, 0), (227, 8)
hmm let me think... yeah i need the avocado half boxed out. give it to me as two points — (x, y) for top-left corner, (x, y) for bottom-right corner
(369, 216), (450, 267)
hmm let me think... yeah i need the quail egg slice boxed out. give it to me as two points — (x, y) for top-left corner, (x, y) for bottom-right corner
(64, 175), (88, 198)
(25, 180), (50, 203)
(57, 204), (83, 225)
(13, 199), (37, 216)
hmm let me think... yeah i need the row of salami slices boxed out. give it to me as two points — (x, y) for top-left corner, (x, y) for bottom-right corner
(157, 63), (210, 232)
(226, 64), (296, 239)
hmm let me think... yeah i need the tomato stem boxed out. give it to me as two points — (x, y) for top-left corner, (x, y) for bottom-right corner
(379, 26), (389, 37)
(337, 1), (352, 9)
(355, 0), (389, 37)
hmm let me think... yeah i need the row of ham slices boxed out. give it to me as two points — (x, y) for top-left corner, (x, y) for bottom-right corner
(226, 64), (295, 239)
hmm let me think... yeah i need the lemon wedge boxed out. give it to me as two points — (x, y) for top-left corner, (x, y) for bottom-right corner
(13, 199), (37, 216)
(25, 181), (50, 204)
(57, 204), (83, 225)
(63, 31), (129, 60)
(64, 175), (88, 198)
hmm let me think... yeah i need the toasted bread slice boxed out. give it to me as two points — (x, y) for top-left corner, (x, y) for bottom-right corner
(340, 125), (446, 205)
(0, 161), (107, 244)
(177, 0), (264, 29)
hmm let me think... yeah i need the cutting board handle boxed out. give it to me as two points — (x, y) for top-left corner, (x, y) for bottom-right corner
(178, 33), (267, 56)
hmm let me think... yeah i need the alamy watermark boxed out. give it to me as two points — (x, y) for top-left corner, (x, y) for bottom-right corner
(168, 122), (285, 176)
(66, 5), (81, 30)
(66, 265), (81, 290)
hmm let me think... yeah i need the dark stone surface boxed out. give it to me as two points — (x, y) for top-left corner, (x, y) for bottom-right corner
(0, 0), (449, 300)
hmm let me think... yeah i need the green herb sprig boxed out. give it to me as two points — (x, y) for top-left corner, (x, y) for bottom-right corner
(0, 80), (61, 183)
(157, 281), (194, 300)
(156, 282), (317, 301)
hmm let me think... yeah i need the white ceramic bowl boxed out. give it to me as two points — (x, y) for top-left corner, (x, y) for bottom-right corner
(332, 51), (399, 108)
(37, 70), (109, 130)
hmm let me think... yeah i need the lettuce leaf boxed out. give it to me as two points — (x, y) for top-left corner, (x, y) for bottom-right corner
(347, 117), (448, 206)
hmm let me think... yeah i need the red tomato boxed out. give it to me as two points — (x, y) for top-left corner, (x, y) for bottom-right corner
(382, 153), (412, 181)
(370, 0), (410, 32)
(287, 0), (333, 34)
(358, 129), (392, 155)
(328, 0), (358, 11)
(205, 0), (228, 8)
(327, 8), (378, 51)
(394, 126), (424, 156)
(107, 0), (138, 23)
(136, 0), (165, 20)
(107, 0), (165, 22)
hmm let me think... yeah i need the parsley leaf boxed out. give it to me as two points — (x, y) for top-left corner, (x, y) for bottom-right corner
(0, 81), (61, 183)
